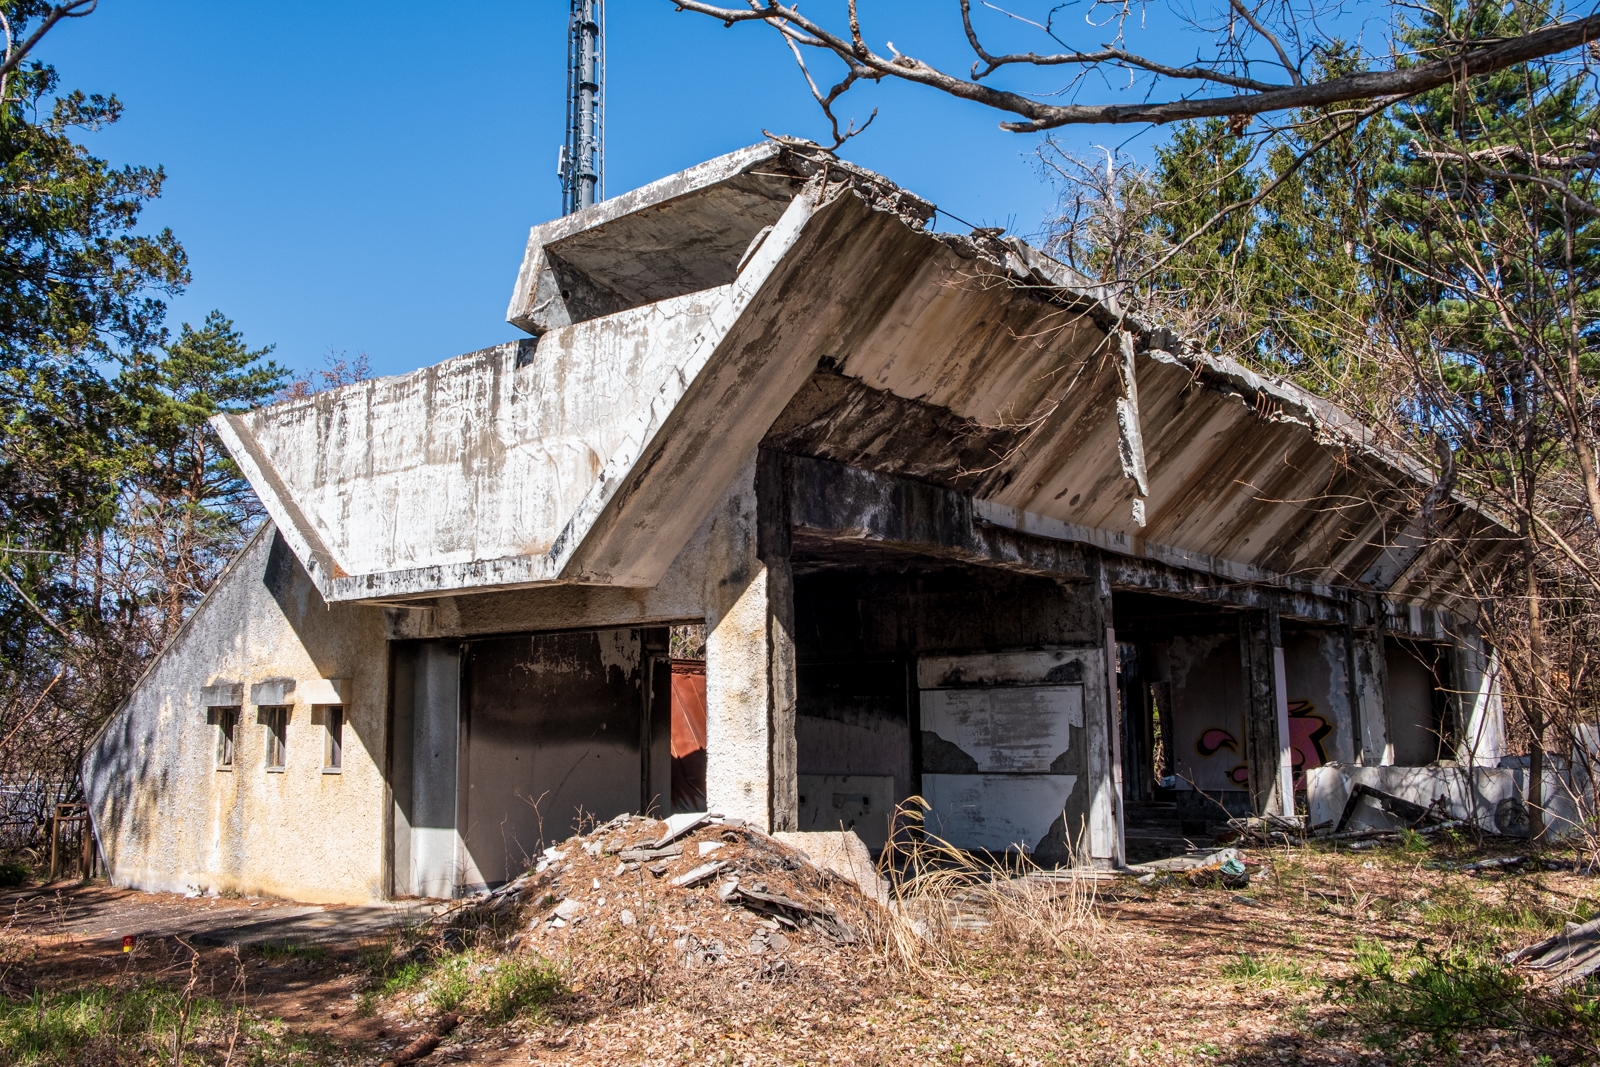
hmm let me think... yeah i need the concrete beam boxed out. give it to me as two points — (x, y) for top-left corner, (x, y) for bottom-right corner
(785, 454), (1355, 625)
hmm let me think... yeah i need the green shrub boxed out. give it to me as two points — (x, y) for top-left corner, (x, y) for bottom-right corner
(0, 860), (30, 887)
(255, 940), (327, 962)
(1338, 939), (1527, 1055)
(476, 956), (563, 1022)
(423, 951), (563, 1020)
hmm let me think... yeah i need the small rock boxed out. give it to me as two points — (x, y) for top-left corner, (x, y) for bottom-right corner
(620, 909), (636, 926)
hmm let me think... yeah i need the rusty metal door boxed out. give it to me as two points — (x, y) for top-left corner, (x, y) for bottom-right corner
(459, 629), (646, 889)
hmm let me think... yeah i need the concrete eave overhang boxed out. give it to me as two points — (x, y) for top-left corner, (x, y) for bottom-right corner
(217, 141), (1508, 626)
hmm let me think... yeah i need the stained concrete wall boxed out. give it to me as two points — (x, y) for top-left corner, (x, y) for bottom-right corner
(82, 525), (389, 904)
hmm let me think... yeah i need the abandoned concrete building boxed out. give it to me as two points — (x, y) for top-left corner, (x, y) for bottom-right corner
(82, 143), (1511, 904)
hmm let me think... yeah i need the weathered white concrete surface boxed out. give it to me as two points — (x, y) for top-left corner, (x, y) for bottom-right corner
(83, 525), (389, 904)
(220, 142), (1498, 623)
(770, 829), (889, 906)
(703, 456), (797, 832)
(218, 287), (724, 597)
(1306, 764), (1522, 834)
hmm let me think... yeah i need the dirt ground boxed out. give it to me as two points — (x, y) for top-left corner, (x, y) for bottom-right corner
(4, 826), (1596, 1066)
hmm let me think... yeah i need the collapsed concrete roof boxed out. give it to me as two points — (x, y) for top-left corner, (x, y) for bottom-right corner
(214, 141), (1500, 613)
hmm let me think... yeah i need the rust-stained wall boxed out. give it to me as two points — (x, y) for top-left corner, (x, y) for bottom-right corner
(83, 525), (389, 904)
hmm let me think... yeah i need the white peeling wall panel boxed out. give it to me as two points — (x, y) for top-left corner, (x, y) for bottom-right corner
(797, 774), (895, 851)
(923, 774), (1078, 853)
(920, 687), (1083, 772)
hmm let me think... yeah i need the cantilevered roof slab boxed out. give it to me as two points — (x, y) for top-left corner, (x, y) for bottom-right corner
(217, 141), (1506, 611)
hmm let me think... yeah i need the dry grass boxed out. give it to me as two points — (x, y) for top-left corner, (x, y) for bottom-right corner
(7, 827), (1600, 1065)
(871, 802), (1104, 974)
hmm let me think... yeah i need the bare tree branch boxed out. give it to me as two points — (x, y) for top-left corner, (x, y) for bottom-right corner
(672, 0), (1600, 128)
(0, 2), (97, 83)
(1226, 0), (1305, 85)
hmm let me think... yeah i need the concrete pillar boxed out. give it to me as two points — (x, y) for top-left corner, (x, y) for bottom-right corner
(1088, 558), (1123, 867)
(1348, 599), (1391, 764)
(703, 452), (798, 832)
(1240, 609), (1293, 816)
(1453, 629), (1504, 767)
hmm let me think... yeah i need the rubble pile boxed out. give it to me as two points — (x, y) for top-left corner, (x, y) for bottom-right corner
(443, 813), (883, 985)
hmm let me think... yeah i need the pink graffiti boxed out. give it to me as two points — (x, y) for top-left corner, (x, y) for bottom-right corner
(1198, 728), (1238, 756)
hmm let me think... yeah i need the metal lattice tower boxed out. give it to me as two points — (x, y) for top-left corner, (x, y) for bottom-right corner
(558, 0), (603, 216)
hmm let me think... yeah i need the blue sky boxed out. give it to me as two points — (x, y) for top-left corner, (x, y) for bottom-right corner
(37, 1), (1288, 380)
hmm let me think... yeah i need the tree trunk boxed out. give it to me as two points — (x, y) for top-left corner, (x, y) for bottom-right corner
(1525, 533), (1547, 844)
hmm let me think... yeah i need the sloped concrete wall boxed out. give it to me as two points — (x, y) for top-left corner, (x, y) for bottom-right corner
(83, 525), (389, 903)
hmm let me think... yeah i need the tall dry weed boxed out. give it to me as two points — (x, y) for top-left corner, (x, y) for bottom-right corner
(869, 800), (1102, 974)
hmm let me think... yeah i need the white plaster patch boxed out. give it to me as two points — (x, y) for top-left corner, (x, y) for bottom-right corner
(920, 687), (1082, 772)
(922, 774), (1078, 853)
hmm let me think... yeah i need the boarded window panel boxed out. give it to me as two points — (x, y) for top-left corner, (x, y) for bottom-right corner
(325, 707), (344, 771)
(262, 707), (288, 770)
(797, 774), (894, 851)
(214, 708), (237, 768)
(919, 686), (1083, 773)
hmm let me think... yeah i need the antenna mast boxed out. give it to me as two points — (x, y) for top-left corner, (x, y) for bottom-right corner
(559, 0), (604, 216)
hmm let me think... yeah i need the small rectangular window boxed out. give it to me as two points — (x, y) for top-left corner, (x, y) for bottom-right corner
(262, 706), (288, 771)
(324, 706), (343, 772)
(213, 708), (237, 769)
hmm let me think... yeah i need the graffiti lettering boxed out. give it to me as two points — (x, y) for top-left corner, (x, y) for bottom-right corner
(1197, 729), (1237, 756)
(1190, 700), (1335, 789)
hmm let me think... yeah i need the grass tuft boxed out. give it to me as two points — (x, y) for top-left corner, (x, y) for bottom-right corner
(1220, 952), (1308, 988)
(0, 981), (221, 1065)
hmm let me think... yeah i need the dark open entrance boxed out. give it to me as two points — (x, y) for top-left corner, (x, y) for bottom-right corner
(1110, 591), (1362, 861)
(791, 536), (1100, 863)
(390, 626), (672, 896)
(1386, 638), (1456, 765)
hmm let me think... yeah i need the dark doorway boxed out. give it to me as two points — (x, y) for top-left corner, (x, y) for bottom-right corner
(458, 627), (668, 888)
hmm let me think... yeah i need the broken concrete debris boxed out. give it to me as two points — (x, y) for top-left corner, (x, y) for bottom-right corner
(1333, 783), (1449, 833)
(669, 861), (727, 889)
(437, 812), (876, 974)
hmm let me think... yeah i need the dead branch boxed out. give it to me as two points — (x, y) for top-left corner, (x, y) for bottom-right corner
(0, 2), (97, 83)
(672, 0), (1600, 129)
